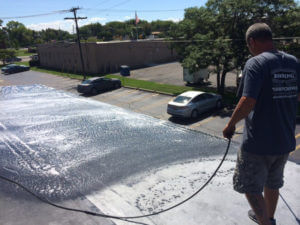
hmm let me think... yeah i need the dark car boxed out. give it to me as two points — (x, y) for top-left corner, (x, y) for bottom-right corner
(1, 64), (30, 74)
(77, 77), (121, 95)
(5, 57), (22, 63)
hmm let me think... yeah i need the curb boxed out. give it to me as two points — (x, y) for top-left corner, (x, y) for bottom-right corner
(123, 85), (176, 97)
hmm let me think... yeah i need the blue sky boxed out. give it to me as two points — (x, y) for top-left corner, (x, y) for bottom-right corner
(0, 0), (207, 32)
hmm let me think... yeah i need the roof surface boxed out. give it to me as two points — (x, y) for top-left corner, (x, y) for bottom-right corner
(0, 85), (299, 225)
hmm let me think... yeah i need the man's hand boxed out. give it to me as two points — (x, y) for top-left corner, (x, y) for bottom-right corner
(223, 124), (236, 139)
(222, 96), (256, 140)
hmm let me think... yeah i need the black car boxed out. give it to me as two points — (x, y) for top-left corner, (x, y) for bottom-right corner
(1, 64), (30, 74)
(77, 77), (121, 95)
(5, 57), (22, 63)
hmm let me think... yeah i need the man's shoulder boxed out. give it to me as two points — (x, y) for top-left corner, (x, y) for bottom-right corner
(262, 50), (298, 63)
(245, 56), (263, 70)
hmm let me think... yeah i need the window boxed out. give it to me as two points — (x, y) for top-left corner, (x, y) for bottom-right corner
(203, 93), (213, 99)
(192, 95), (206, 103)
(174, 96), (191, 103)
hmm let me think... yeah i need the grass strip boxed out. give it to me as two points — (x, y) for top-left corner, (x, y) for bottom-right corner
(106, 74), (215, 96)
(3, 63), (239, 106)
(3, 63), (238, 105)
(15, 49), (34, 57)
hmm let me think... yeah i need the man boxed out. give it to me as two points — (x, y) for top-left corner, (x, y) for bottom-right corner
(223, 23), (300, 225)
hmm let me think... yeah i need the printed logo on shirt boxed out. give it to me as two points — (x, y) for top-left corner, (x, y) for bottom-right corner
(272, 70), (297, 99)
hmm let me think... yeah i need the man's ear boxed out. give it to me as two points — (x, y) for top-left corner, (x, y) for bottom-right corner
(248, 37), (255, 46)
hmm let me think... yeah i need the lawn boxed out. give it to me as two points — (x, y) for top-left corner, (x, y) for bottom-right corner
(15, 49), (34, 57)
(6, 63), (239, 106)
(106, 74), (215, 96)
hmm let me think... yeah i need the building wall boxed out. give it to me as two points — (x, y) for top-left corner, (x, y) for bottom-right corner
(37, 40), (178, 74)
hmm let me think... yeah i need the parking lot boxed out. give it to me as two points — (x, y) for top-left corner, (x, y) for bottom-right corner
(0, 69), (300, 225)
(114, 61), (239, 89)
(0, 69), (299, 163)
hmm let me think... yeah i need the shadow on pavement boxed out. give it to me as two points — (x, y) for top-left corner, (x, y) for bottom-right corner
(168, 111), (215, 126)
(79, 87), (121, 97)
(168, 108), (234, 126)
(185, 81), (211, 87)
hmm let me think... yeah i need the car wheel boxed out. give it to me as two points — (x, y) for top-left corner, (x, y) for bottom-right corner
(91, 88), (98, 95)
(114, 83), (120, 89)
(216, 100), (222, 109)
(191, 109), (198, 119)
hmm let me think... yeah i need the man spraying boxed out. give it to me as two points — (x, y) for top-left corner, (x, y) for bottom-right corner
(223, 23), (300, 225)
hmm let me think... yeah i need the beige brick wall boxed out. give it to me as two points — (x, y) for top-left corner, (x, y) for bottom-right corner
(37, 40), (178, 74)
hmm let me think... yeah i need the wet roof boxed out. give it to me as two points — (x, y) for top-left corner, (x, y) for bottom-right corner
(0, 85), (298, 225)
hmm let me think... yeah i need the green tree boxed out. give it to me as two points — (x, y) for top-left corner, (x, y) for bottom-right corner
(151, 20), (176, 37)
(0, 49), (16, 64)
(0, 19), (9, 48)
(39, 28), (71, 43)
(171, 0), (299, 94)
(6, 21), (32, 48)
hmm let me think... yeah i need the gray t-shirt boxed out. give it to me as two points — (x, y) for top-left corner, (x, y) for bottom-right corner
(240, 50), (300, 155)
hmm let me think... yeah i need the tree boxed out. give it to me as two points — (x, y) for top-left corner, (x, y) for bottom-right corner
(6, 21), (33, 48)
(0, 49), (16, 64)
(151, 20), (176, 37)
(39, 28), (72, 43)
(171, 0), (299, 94)
(0, 19), (9, 48)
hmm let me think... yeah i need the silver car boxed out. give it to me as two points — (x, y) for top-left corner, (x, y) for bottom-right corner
(167, 91), (222, 118)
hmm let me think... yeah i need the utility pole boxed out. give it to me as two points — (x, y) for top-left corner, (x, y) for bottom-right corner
(65, 7), (87, 80)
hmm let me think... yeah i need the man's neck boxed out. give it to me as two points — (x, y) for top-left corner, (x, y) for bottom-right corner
(255, 42), (275, 55)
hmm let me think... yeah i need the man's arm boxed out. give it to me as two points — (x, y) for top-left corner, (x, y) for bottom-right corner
(223, 96), (256, 139)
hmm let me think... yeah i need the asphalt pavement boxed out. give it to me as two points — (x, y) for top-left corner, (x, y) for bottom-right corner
(0, 68), (299, 225)
(0, 69), (299, 162)
(114, 61), (238, 89)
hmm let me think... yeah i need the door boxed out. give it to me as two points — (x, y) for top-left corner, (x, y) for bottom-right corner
(94, 79), (105, 91)
(203, 93), (216, 109)
(192, 95), (209, 113)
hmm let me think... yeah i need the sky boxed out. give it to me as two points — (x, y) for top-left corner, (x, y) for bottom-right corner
(0, 0), (207, 33)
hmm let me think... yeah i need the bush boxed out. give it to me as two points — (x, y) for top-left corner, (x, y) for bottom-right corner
(28, 47), (37, 53)
(0, 49), (16, 64)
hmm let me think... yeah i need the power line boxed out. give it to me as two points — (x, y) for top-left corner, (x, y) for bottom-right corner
(93, 0), (115, 9)
(83, 8), (185, 13)
(0, 9), (71, 20)
(0, 7), (184, 20)
(105, 0), (132, 11)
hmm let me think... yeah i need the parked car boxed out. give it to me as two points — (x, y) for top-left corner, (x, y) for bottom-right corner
(167, 91), (222, 118)
(1, 64), (30, 74)
(77, 77), (121, 95)
(5, 57), (22, 63)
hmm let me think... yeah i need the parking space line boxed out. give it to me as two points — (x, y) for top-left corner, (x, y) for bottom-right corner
(189, 116), (216, 129)
(139, 97), (171, 111)
(127, 93), (159, 105)
(117, 93), (160, 108)
(290, 145), (300, 155)
(295, 133), (300, 139)
(105, 89), (139, 100)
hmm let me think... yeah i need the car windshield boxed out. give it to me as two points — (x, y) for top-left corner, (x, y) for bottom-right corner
(82, 80), (92, 84)
(174, 96), (191, 103)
